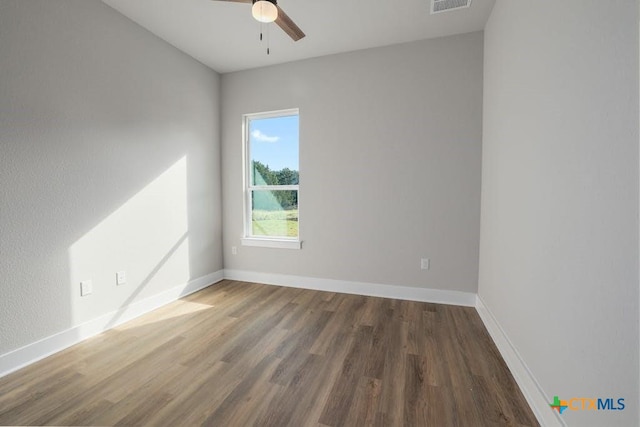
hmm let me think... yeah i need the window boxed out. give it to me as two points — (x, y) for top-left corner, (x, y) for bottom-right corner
(242, 109), (300, 249)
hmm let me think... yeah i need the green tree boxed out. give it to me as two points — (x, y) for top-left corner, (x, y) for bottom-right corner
(252, 160), (277, 185)
(275, 168), (299, 185)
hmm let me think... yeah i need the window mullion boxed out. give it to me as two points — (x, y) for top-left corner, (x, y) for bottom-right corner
(250, 185), (299, 191)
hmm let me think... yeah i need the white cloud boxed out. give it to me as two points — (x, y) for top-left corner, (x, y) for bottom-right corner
(251, 129), (280, 143)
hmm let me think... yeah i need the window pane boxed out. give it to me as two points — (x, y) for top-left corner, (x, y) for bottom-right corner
(251, 190), (298, 238)
(249, 115), (299, 186)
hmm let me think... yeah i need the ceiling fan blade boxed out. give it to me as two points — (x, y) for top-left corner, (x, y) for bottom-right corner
(275, 6), (305, 41)
(210, 0), (252, 3)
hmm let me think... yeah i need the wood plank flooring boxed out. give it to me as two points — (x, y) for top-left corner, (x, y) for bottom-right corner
(0, 280), (539, 426)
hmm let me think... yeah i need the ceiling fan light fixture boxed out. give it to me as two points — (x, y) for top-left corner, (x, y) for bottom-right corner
(252, 0), (278, 23)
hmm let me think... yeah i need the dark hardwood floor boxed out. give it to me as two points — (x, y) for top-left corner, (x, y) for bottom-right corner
(0, 280), (539, 426)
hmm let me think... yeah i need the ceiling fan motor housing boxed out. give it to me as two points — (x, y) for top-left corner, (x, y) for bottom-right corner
(252, 0), (278, 23)
(252, 0), (277, 6)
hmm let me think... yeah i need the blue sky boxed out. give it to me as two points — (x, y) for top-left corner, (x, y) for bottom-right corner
(249, 114), (299, 172)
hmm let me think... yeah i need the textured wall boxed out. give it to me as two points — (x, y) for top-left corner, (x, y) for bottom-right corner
(479, 1), (639, 425)
(0, 0), (222, 355)
(221, 33), (483, 293)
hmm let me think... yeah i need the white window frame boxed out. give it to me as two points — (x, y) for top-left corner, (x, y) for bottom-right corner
(241, 108), (301, 250)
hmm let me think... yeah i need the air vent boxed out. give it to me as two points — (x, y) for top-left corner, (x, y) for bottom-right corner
(431, 0), (472, 14)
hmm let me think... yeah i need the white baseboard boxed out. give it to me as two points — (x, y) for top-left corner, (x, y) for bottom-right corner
(475, 295), (565, 427)
(0, 270), (224, 379)
(223, 269), (476, 307)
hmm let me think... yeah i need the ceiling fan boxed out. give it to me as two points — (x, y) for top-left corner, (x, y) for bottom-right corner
(212, 0), (305, 41)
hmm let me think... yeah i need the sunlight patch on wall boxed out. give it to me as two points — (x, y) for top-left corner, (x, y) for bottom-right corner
(69, 157), (190, 324)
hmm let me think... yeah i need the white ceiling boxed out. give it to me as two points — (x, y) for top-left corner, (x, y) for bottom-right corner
(102, 0), (495, 74)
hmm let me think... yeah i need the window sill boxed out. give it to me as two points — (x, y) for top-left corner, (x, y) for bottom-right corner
(241, 237), (302, 250)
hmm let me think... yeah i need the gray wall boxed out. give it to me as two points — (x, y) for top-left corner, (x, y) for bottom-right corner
(221, 33), (483, 293)
(0, 1), (222, 355)
(479, 1), (639, 425)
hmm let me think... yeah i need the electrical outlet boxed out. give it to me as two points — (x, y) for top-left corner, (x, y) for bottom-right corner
(231, 246), (237, 255)
(116, 271), (127, 286)
(421, 258), (430, 270)
(80, 280), (93, 296)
